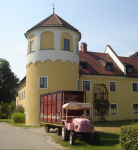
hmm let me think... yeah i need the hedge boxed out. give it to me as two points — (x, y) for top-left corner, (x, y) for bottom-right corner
(120, 124), (138, 150)
(12, 112), (25, 123)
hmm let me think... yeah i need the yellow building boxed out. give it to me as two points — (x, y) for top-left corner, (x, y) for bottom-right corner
(16, 13), (138, 126)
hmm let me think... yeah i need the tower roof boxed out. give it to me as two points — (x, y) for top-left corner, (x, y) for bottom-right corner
(25, 13), (81, 39)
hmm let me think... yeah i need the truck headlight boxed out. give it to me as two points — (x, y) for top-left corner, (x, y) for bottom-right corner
(75, 125), (78, 129)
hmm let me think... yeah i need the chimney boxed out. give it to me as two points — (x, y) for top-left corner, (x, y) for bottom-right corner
(81, 42), (87, 53)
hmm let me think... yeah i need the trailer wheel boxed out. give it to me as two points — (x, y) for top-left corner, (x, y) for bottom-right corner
(62, 125), (69, 141)
(69, 132), (74, 145)
(57, 127), (61, 135)
(93, 132), (100, 144)
(45, 125), (49, 132)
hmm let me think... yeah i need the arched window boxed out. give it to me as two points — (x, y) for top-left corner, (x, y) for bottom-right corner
(61, 33), (73, 51)
(41, 31), (54, 49)
(76, 38), (78, 54)
(28, 35), (35, 54)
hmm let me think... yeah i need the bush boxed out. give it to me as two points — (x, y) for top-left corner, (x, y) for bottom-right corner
(12, 112), (25, 123)
(120, 124), (138, 150)
(14, 105), (24, 113)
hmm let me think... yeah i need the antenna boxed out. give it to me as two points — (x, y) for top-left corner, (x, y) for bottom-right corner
(52, 4), (55, 14)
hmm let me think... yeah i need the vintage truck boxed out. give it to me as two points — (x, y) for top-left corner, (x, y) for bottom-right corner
(40, 90), (100, 145)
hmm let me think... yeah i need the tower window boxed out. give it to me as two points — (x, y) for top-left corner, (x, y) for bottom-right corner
(30, 41), (33, 52)
(39, 77), (48, 89)
(64, 39), (70, 50)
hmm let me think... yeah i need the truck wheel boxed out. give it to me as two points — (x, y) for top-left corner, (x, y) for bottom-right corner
(57, 127), (61, 135)
(45, 125), (49, 132)
(62, 125), (69, 141)
(93, 132), (100, 144)
(69, 132), (74, 145)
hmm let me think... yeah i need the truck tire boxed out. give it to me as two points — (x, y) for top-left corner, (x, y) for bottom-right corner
(57, 127), (61, 135)
(45, 125), (50, 132)
(93, 132), (100, 144)
(62, 124), (69, 141)
(69, 132), (74, 145)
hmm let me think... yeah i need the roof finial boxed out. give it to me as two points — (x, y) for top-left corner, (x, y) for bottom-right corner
(52, 4), (55, 14)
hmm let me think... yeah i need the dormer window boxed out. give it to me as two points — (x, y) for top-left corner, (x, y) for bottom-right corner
(80, 63), (87, 69)
(106, 64), (113, 71)
(99, 59), (113, 71)
(124, 62), (134, 73)
(127, 67), (133, 73)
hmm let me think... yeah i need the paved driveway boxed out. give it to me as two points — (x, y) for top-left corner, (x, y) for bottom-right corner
(0, 122), (65, 150)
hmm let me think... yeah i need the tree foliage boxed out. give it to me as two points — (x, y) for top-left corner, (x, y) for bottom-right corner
(129, 52), (138, 58)
(0, 58), (19, 103)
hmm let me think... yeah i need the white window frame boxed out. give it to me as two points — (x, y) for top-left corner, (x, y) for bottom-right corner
(132, 82), (138, 92)
(109, 81), (117, 92)
(30, 41), (33, 52)
(39, 76), (48, 89)
(82, 80), (91, 92)
(77, 79), (79, 90)
(110, 103), (118, 115)
(132, 103), (138, 114)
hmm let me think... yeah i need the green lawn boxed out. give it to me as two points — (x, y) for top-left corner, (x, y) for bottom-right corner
(46, 119), (138, 150)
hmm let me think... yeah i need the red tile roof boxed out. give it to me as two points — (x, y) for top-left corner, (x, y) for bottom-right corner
(25, 13), (81, 39)
(79, 51), (124, 76)
(119, 56), (138, 77)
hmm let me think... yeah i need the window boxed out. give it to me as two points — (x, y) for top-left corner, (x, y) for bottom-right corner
(39, 77), (48, 89)
(80, 63), (87, 69)
(110, 104), (118, 115)
(133, 104), (138, 114)
(86, 109), (91, 116)
(128, 67), (133, 73)
(106, 65), (112, 71)
(30, 41), (33, 52)
(83, 81), (90, 91)
(64, 39), (70, 50)
(109, 82), (116, 92)
(77, 79), (79, 90)
(22, 91), (23, 100)
(76, 45), (78, 54)
(24, 90), (25, 99)
(132, 83), (138, 92)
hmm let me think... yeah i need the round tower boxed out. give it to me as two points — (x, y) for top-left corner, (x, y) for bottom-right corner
(25, 13), (81, 126)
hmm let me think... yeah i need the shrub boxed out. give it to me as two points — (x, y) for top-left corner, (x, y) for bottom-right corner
(12, 112), (25, 123)
(120, 124), (138, 150)
(14, 105), (24, 113)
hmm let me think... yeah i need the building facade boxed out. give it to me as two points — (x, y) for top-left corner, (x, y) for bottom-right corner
(16, 13), (138, 126)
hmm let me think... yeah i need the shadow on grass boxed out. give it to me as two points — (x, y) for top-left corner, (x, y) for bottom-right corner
(72, 131), (119, 147)
(93, 119), (138, 127)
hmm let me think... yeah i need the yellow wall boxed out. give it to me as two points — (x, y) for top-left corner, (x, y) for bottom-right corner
(61, 32), (73, 51)
(80, 75), (138, 121)
(28, 35), (35, 53)
(40, 31), (54, 49)
(26, 60), (79, 126)
(16, 82), (26, 112)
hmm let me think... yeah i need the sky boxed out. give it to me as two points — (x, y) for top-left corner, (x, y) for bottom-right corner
(0, 0), (138, 80)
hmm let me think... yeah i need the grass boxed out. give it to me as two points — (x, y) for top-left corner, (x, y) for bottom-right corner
(46, 119), (138, 150)
(0, 119), (41, 128)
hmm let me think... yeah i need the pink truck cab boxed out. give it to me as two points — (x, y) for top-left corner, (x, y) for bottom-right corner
(62, 102), (98, 145)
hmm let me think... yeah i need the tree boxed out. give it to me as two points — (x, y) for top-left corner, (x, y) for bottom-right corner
(129, 52), (138, 58)
(0, 58), (19, 103)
